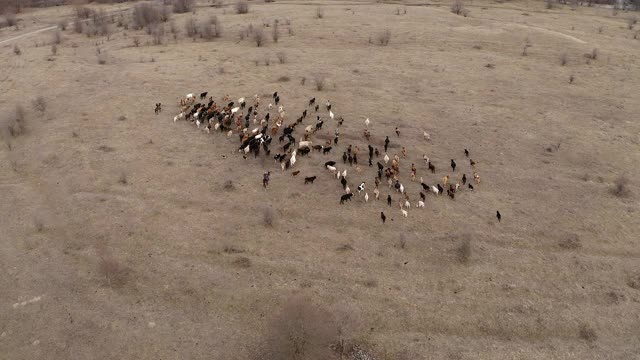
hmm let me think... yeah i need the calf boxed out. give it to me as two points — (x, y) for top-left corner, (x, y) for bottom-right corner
(322, 146), (332, 154)
(154, 103), (162, 114)
(200, 92), (208, 100)
(304, 176), (317, 184)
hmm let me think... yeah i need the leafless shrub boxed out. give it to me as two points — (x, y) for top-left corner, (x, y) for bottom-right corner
(559, 51), (567, 65)
(75, 6), (94, 19)
(627, 274), (640, 290)
(314, 74), (327, 91)
(223, 244), (245, 254)
(316, 6), (324, 19)
(277, 75), (290, 82)
(559, 233), (581, 249)
(118, 115), (127, 121)
(627, 16), (638, 30)
(336, 244), (355, 252)
(232, 256), (252, 268)
(235, 0), (249, 14)
(51, 30), (63, 45)
(579, 324), (598, 342)
(200, 15), (221, 40)
(569, 74), (575, 84)
(300, 76), (306, 85)
(223, 179), (235, 190)
(376, 29), (391, 46)
(276, 51), (286, 64)
(264, 54), (271, 66)
(270, 21), (280, 43)
(4, 105), (26, 138)
(610, 175), (630, 198)
(32, 96), (46, 113)
(257, 296), (338, 360)
(362, 279), (378, 288)
(545, 0), (554, 9)
(72, 131), (79, 138)
(456, 237), (472, 264)
(588, 47), (598, 60)
(133, 36), (140, 47)
(97, 53), (107, 65)
(33, 217), (44, 232)
(185, 16), (198, 38)
(98, 145), (114, 152)
(58, 19), (67, 30)
(118, 172), (128, 185)
(151, 25), (165, 45)
(13, 43), (21, 55)
(472, 44), (482, 49)
(288, 26), (294, 36)
(597, 26), (604, 34)
(97, 250), (129, 288)
(172, 0), (194, 13)
(132, 3), (164, 30)
(263, 206), (274, 226)
(4, 8), (17, 27)
(253, 26), (265, 47)
(451, 0), (469, 16)
(396, 233), (407, 249)
(73, 17), (82, 33)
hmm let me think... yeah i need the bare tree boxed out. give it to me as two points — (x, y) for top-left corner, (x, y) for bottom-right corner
(272, 19), (279, 43)
(185, 16), (198, 38)
(315, 6), (324, 19)
(377, 29), (391, 46)
(276, 51), (286, 64)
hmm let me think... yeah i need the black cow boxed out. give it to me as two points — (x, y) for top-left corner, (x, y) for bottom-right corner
(304, 176), (317, 184)
(340, 193), (353, 204)
(200, 92), (207, 99)
(325, 161), (336, 167)
(322, 146), (332, 154)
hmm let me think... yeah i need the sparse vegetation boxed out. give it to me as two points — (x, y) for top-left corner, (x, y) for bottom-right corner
(235, 0), (249, 14)
(276, 51), (286, 64)
(610, 175), (630, 198)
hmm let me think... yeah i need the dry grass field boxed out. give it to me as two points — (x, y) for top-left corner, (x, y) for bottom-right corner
(1, 0), (639, 359)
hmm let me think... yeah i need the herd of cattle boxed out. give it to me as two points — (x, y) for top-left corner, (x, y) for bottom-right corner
(166, 91), (497, 223)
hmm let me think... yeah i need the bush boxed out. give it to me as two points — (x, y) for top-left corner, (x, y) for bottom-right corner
(32, 96), (46, 113)
(151, 25), (165, 45)
(276, 51), (286, 64)
(33, 217), (44, 232)
(277, 75), (290, 82)
(73, 17), (82, 33)
(185, 16), (198, 38)
(235, 0), (249, 14)
(4, 9), (17, 27)
(253, 26), (265, 47)
(610, 175), (630, 198)
(58, 19), (66, 30)
(97, 53), (107, 65)
(13, 44), (21, 55)
(223, 179), (235, 190)
(627, 16), (638, 30)
(451, 0), (469, 16)
(545, 0), (554, 9)
(118, 171), (128, 185)
(256, 296), (338, 360)
(133, 36), (140, 47)
(75, 6), (94, 20)
(51, 44), (57, 55)
(316, 6), (324, 19)
(377, 29), (391, 46)
(272, 19), (279, 42)
(232, 256), (252, 268)
(172, 0), (194, 14)
(313, 74), (326, 91)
